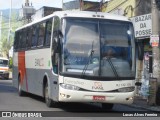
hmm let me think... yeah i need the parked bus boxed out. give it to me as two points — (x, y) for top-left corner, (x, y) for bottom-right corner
(0, 57), (9, 79)
(13, 11), (136, 110)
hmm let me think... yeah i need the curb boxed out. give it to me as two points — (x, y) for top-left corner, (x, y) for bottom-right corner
(125, 104), (160, 112)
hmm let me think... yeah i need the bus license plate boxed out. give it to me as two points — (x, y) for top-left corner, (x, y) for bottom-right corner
(93, 96), (105, 101)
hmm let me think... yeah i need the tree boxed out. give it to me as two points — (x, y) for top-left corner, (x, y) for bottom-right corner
(0, 38), (13, 59)
(0, 9), (23, 58)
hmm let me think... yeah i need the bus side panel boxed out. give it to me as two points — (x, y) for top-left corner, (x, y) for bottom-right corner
(25, 50), (38, 95)
(25, 48), (53, 97)
(49, 72), (59, 101)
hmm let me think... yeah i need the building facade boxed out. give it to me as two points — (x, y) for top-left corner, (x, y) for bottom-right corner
(31, 6), (62, 21)
(102, 0), (136, 17)
(102, 0), (155, 96)
(63, 0), (100, 11)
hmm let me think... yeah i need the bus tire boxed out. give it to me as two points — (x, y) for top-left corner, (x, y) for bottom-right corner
(4, 73), (9, 80)
(44, 82), (54, 107)
(18, 76), (25, 96)
(156, 87), (160, 105)
(102, 103), (114, 111)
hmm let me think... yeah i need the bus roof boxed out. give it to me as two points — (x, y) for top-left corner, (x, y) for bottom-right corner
(16, 11), (130, 31)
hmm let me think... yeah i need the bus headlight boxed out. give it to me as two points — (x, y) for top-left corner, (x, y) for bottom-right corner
(60, 84), (80, 91)
(118, 87), (135, 92)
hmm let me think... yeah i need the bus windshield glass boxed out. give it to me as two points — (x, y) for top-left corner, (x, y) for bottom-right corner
(0, 59), (8, 67)
(61, 18), (135, 79)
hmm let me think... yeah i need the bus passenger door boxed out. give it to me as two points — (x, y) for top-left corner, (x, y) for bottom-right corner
(51, 16), (61, 101)
(51, 52), (59, 101)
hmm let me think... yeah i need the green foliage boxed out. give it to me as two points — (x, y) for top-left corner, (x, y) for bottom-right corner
(0, 38), (13, 58)
(0, 9), (23, 58)
(9, 57), (13, 68)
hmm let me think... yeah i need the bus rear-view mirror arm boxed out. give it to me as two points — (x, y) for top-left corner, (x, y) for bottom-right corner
(54, 30), (63, 53)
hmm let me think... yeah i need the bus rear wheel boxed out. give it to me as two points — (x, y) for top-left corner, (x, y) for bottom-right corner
(44, 83), (54, 107)
(18, 76), (25, 96)
(102, 103), (114, 111)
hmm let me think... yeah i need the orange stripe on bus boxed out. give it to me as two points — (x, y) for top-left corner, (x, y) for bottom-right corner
(18, 51), (28, 92)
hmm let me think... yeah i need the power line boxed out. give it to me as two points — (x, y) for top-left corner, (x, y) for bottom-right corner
(133, 0), (142, 10)
(123, 0), (142, 16)
(107, 0), (142, 13)
(107, 0), (128, 13)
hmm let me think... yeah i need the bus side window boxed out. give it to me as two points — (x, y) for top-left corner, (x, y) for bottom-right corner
(21, 29), (27, 49)
(27, 27), (32, 49)
(37, 22), (46, 47)
(14, 32), (19, 51)
(18, 30), (22, 49)
(26, 28), (29, 49)
(52, 16), (60, 53)
(31, 25), (38, 48)
(44, 19), (52, 47)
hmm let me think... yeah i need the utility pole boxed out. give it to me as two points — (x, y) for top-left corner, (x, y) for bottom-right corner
(100, 0), (105, 12)
(79, 0), (83, 11)
(62, 0), (63, 10)
(149, 0), (160, 105)
(8, 0), (12, 42)
(0, 11), (2, 41)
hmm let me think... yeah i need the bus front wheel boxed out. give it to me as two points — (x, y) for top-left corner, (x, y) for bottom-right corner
(156, 87), (160, 105)
(44, 83), (54, 107)
(102, 103), (114, 111)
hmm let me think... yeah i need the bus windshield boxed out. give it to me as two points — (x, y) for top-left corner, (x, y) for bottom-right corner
(61, 18), (135, 79)
(0, 59), (8, 67)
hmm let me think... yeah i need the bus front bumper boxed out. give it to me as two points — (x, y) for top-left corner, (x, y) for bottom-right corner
(58, 88), (134, 104)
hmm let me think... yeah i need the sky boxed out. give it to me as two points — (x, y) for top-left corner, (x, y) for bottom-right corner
(0, 0), (62, 10)
(0, 0), (108, 10)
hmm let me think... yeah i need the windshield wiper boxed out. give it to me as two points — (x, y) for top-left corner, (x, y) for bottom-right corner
(81, 41), (94, 77)
(106, 58), (119, 79)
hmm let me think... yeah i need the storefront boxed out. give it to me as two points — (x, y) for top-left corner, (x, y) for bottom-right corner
(131, 13), (153, 97)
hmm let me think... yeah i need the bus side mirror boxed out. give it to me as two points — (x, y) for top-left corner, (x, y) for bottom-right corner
(53, 37), (60, 53)
(135, 82), (142, 86)
(136, 40), (144, 60)
(53, 30), (62, 53)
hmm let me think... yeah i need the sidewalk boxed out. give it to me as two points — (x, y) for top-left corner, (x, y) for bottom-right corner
(128, 96), (160, 112)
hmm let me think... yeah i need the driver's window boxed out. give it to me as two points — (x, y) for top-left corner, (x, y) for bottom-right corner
(52, 16), (60, 51)
(52, 16), (60, 74)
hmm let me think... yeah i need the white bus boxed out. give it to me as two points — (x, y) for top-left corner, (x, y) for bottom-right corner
(13, 11), (136, 110)
(0, 57), (9, 79)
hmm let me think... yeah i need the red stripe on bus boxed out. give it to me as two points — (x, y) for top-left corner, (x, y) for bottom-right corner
(18, 51), (28, 92)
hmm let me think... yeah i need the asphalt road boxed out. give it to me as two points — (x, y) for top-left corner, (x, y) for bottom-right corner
(0, 79), (158, 120)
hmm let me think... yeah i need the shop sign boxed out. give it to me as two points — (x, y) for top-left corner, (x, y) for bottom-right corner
(150, 35), (159, 47)
(131, 14), (152, 38)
